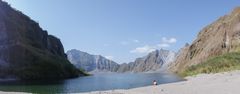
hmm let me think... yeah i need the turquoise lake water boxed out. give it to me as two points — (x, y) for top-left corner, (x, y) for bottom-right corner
(0, 73), (183, 93)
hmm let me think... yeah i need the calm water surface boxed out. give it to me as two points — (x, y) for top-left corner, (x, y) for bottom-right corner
(0, 73), (183, 93)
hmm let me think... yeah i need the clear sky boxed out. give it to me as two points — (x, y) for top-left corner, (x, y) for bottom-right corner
(4, 0), (240, 63)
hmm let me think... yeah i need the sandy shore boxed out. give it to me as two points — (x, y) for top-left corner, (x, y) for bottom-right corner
(0, 91), (29, 94)
(79, 71), (240, 94)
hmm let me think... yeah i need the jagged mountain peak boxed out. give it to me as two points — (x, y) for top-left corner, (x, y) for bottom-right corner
(118, 49), (176, 73)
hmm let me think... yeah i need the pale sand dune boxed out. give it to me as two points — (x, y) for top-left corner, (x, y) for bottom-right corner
(79, 71), (240, 94)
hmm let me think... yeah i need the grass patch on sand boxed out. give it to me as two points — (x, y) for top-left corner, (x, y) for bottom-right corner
(181, 52), (240, 77)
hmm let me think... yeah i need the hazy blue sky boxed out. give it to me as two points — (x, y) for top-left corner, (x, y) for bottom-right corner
(4, 0), (240, 63)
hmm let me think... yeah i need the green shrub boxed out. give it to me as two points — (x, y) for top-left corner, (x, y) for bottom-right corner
(180, 52), (240, 77)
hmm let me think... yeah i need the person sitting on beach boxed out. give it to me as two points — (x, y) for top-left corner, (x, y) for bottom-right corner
(153, 80), (157, 86)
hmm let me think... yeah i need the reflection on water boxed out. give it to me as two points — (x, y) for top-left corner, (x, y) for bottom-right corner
(0, 73), (183, 93)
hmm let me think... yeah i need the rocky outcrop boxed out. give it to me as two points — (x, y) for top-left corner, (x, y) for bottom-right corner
(170, 7), (240, 73)
(0, 1), (83, 80)
(67, 49), (119, 73)
(118, 49), (176, 72)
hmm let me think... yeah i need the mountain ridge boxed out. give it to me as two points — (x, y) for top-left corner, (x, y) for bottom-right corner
(118, 49), (176, 73)
(67, 49), (176, 73)
(169, 7), (240, 73)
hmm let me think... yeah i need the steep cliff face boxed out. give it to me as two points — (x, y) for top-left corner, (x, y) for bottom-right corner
(170, 7), (240, 72)
(94, 55), (120, 72)
(117, 63), (131, 73)
(67, 49), (119, 73)
(0, 1), (82, 80)
(67, 50), (97, 71)
(118, 49), (176, 73)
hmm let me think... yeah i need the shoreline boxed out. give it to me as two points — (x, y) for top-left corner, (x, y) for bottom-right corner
(1, 71), (240, 94)
(79, 70), (240, 94)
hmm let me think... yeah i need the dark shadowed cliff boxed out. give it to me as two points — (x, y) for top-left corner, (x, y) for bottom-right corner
(0, 1), (85, 80)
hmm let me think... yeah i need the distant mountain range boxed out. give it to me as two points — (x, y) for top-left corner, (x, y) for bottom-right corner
(67, 49), (176, 73)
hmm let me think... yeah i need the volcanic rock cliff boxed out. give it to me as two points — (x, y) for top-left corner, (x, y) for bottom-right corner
(0, 1), (83, 80)
(67, 49), (120, 73)
(118, 49), (176, 73)
(170, 7), (240, 72)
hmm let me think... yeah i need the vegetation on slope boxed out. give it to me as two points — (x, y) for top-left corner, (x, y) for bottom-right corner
(180, 52), (240, 77)
(12, 45), (88, 80)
